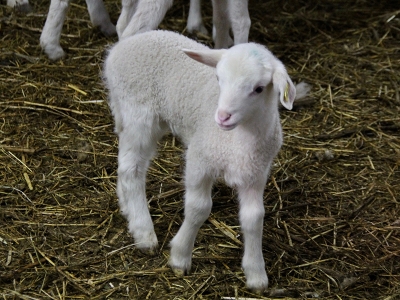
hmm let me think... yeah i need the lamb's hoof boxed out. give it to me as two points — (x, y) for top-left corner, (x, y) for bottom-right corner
(250, 286), (267, 295)
(187, 25), (209, 36)
(47, 50), (65, 61)
(246, 280), (268, 294)
(138, 246), (158, 256)
(100, 24), (117, 37)
(171, 267), (188, 277)
(168, 252), (191, 277)
(41, 45), (65, 61)
(245, 272), (268, 294)
(136, 240), (159, 256)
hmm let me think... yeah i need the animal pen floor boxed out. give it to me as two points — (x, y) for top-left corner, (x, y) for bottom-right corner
(1, 0), (399, 299)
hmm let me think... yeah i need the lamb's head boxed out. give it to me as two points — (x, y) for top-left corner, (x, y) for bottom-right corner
(183, 44), (296, 130)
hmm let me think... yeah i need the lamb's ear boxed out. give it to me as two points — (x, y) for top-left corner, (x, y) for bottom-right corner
(272, 69), (296, 110)
(182, 48), (227, 68)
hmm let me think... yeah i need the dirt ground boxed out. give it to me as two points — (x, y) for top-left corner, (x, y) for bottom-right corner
(1, 0), (399, 299)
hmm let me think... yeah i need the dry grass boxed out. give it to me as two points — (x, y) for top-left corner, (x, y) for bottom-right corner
(1, 0), (399, 299)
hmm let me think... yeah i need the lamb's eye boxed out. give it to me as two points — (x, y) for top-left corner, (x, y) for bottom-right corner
(254, 86), (264, 94)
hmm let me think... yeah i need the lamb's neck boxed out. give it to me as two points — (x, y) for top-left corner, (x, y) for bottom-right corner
(241, 101), (279, 136)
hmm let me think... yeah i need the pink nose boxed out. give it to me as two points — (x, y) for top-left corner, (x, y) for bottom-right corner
(218, 110), (231, 122)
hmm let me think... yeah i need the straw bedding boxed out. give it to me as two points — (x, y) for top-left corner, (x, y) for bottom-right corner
(0, 0), (399, 298)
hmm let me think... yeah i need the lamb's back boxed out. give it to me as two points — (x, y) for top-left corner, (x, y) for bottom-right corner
(105, 30), (219, 139)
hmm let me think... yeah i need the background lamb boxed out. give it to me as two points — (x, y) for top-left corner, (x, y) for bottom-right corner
(103, 30), (308, 292)
(40, 0), (116, 61)
(117, 0), (250, 49)
(39, 0), (250, 60)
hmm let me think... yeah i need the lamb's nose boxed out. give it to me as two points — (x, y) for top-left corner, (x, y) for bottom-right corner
(218, 110), (231, 122)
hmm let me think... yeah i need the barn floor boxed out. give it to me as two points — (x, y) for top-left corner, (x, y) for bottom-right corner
(1, 0), (399, 299)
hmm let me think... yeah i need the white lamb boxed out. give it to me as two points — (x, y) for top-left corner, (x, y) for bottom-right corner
(103, 30), (307, 292)
(40, 0), (250, 60)
(117, 0), (250, 49)
(116, 0), (209, 39)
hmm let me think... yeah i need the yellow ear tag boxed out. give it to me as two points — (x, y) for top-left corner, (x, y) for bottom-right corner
(284, 83), (289, 102)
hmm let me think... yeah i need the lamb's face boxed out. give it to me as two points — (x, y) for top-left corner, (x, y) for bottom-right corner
(182, 44), (294, 130)
(214, 47), (273, 131)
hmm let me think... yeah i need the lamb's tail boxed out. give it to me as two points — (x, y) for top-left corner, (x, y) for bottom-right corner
(295, 82), (311, 100)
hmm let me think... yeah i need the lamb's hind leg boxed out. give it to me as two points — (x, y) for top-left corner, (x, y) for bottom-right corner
(237, 183), (269, 293)
(211, 0), (233, 48)
(117, 114), (165, 253)
(228, 0), (250, 45)
(85, 0), (116, 37)
(116, 0), (138, 38)
(118, 0), (173, 39)
(169, 151), (213, 275)
(187, 0), (208, 35)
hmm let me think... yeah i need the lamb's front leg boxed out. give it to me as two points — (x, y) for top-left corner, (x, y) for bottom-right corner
(40, 0), (70, 60)
(169, 161), (213, 275)
(238, 184), (269, 293)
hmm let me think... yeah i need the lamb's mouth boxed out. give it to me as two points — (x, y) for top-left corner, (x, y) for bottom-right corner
(218, 123), (238, 131)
